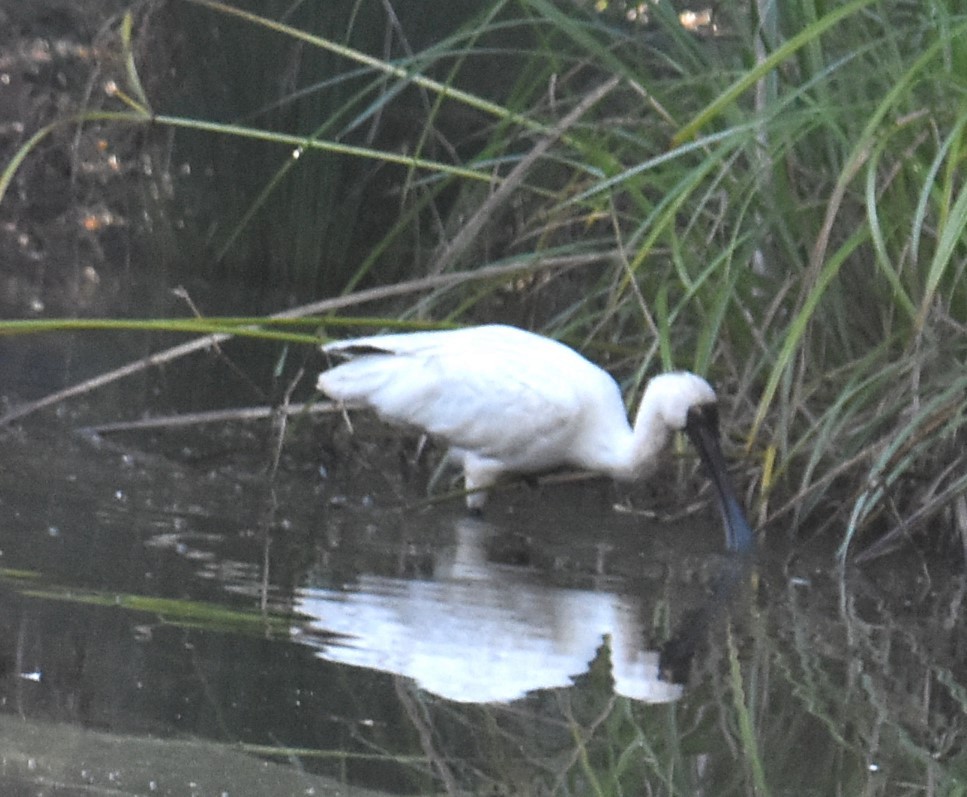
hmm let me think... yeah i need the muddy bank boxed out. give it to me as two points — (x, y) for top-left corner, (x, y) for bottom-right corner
(0, 0), (160, 316)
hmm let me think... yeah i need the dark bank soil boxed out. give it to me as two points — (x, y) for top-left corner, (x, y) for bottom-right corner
(0, 0), (161, 317)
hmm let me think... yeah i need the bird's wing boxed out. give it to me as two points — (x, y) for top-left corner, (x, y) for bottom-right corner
(318, 327), (596, 466)
(321, 325), (528, 360)
(421, 347), (585, 460)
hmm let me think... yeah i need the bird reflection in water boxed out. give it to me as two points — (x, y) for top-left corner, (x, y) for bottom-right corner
(296, 514), (754, 705)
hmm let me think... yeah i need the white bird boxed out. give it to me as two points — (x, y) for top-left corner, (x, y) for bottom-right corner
(317, 324), (753, 552)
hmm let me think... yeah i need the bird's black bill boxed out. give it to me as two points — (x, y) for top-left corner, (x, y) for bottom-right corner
(684, 404), (754, 554)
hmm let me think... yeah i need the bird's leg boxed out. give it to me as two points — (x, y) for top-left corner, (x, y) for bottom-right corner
(463, 455), (504, 511)
(332, 401), (355, 435)
(465, 485), (489, 512)
(411, 433), (429, 464)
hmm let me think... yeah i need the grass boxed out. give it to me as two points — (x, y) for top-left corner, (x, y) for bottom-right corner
(2, 0), (967, 561)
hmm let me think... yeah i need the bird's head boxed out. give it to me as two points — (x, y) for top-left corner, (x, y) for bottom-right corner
(644, 371), (754, 555)
(645, 371), (718, 431)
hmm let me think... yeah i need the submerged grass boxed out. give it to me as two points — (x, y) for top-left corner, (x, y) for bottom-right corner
(9, 580), (299, 635)
(2, 1), (967, 559)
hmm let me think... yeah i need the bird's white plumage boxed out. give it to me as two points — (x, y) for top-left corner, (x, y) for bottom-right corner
(317, 324), (721, 509)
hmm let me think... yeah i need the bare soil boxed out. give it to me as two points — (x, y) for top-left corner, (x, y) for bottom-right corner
(0, 0), (148, 316)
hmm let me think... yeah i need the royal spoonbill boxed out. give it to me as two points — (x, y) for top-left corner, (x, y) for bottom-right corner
(317, 324), (753, 552)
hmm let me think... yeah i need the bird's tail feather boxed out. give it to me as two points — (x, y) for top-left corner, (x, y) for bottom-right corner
(316, 356), (410, 404)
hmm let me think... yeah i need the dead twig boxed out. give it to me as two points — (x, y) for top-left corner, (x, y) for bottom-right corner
(0, 250), (615, 427)
(76, 400), (349, 436)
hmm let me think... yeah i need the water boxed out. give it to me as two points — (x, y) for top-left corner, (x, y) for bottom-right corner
(4, 0), (964, 790)
(1, 332), (965, 796)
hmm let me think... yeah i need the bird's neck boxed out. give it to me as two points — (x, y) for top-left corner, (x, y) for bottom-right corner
(622, 391), (673, 478)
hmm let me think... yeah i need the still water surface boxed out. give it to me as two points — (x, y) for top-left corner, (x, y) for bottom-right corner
(0, 333), (964, 796)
